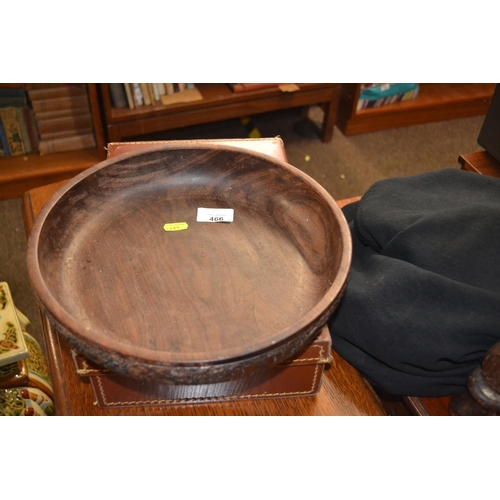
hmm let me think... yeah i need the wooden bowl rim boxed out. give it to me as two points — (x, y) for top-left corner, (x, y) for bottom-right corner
(27, 143), (352, 367)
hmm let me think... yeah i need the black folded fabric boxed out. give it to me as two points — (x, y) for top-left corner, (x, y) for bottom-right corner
(328, 168), (500, 397)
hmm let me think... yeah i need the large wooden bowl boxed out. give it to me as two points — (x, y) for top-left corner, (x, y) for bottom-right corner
(27, 144), (351, 385)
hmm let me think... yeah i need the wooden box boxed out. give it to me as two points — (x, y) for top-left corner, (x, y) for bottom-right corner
(72, 326), (332, 408)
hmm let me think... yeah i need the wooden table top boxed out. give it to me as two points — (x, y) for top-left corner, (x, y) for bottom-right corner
(21, 139), (385, 416)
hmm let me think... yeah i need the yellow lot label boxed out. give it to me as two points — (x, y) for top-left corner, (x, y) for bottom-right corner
(163, 222), (189, 232)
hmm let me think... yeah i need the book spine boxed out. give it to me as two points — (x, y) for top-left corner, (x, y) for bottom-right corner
(0, 117), (11, 156)
(152, 84), (160, 102)
(27, 84), (87, 101)
(34, 107), (91, 121)
(40, 128), (93, 141)
(147, 84), (156, 105)
(0, 97), (28, 107)
(15, 107), (32, 154)
(31, 95), (90, 113)
(157, 83), (166, 96)
(0, 107), (25, 155)
(36, 114), (93, 135)
(38, 133), (96, 155)
(108, 84), (128, 108)
(131, 83), (143, 107)
(165, 83), (174, 95)
(0, 87), (28, 107)
(139, 84), (151, 106)
(24, 107), (39, 153)
(123, 84), (135, 109)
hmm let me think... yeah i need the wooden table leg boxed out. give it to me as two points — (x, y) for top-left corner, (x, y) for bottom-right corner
(449, 342), (500, 416)
(321, 88), (341, 143)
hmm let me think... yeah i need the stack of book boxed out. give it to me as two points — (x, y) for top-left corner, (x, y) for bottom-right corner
(109, 83), (198, 109)
(356, 83), (420, 110)
(26, 84), (96, 155)
(0, 87), (39, 157)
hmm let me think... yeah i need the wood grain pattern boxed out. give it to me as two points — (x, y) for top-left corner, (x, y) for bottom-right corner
(22, 153), (385, 416)
(27, 144), (352, 386)
(458, 151), (500, 177)
(0, 148), (104, 200)
(405, 396), (452, 416)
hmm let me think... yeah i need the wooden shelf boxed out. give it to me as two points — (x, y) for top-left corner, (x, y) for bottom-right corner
(0, 84), (107, 200)
(336, 83), (496, 135)
(0, 148), (104, 199)
(100, 83), (341, 143)
(0, 83), (341, 200)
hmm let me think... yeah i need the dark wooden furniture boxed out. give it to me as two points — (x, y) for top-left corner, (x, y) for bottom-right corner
(22, 139), (385, 416)
(336, 83), (495, 135)
(26, 144), (351, 386)
(99, 83), (341, 143)
(1, 83), (341, 201)
(0, 84), (107, 200)
(458, 150), (500, 177)
(448, 343), (500, 416)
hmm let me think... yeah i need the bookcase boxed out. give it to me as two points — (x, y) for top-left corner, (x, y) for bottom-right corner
(0, 83), (106, 199)
(0, 83), (341, 200)
(2, 82), (494, 200)
(336, 83), (496, 135)
(98, 83), (342, 143)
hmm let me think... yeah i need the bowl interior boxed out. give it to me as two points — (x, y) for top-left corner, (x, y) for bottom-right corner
(33, 146), (347, 366)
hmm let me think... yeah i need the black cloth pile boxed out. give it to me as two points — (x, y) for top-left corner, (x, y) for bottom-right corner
(328, 168), (500, 397)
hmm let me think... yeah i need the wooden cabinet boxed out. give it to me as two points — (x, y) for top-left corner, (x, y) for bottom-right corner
(0, 84), (106, 200)
(98, 83), (342, 143)
(0, 83), (342, 200)
(336, 83), (496, 135)
(3, 82), (494, 199)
